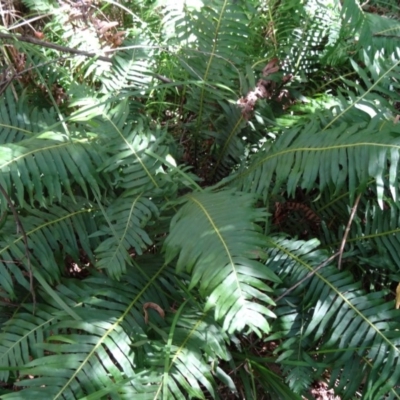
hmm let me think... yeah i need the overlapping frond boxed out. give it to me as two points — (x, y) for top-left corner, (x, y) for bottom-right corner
(148, 308), (234, 399)
(318, 194), (400, 283)
(164, 189), (280, 334)
(0, 261), (168, 399)
(0, 90), (34, 143)
(0, 133), (104, 210)
(158, 0), (257, 178)
(2, 0), (400, 398)
(229, 117), (400, 207)
(0, 305), (58, 383)
(0, 198), (99, 298)
(0, 259), (235, 399)
(94, 195), (159, 279)
(96, 105), (175, 197)
(267, 237), (400, 399)
(268, 0), (342, 75)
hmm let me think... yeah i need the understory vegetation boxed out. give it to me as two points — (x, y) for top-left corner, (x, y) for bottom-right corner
(1, 0), (400, 398)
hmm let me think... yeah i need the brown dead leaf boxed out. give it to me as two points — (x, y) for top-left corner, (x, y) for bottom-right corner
(262, 57), (280, 76)
(396, 283), (400, 309)
(143, 302), (165, 324)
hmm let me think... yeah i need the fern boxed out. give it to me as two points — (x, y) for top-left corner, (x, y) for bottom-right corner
(267, 237), (400, 399)
(2, 0), (400, 399)
(164, 189), (280, 334)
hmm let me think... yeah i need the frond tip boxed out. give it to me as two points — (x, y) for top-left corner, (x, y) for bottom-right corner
(164, 190), (281, 335)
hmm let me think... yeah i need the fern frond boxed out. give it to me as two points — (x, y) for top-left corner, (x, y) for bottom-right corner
(0, 198), (99, 298)
(228, 117), (400, 207)
(267, 236), (400, 399)
(0, 257), (233, 399)
(164, 189), (280, 335)
(320, 197), (400, 286)
(0, 134), (104, 209)
(152, 308), (234, 399)
(94, 195), (159, 280)
(0, 305), (58, 383)
(96, 105), (175, 197)
(0, 90), (33, 143)
(0, 259), (172, 399)
(275, 0), (342, 76)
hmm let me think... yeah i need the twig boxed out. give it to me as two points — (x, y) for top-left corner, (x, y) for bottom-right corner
(273, 251), (341, 304)
(338, 193), (362, 270)
(154, 74), (183, 90)
(0, 32), (113, 62)
(0, 184), (36, 311)
(0, 32), (181, 87)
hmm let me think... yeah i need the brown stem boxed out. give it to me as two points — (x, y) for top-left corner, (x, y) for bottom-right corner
(338, 193), (362, 270)
(0, 32), (112, 62)
(0, 33), (180, 87)
(273, 251), (340, 304)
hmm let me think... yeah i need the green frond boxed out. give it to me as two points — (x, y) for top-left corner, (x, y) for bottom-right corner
(158, 0), (257, 175)
(94, 195), (159, 280)
(3, 0), (400, 398)
(228, 117), (400, 207)
(0, 87), (74, 144)
(354, 200), (400, 277)
(340, 0), (365, 38)
(273, 0), (342, 75)
(0, 258), (234, 399)
(164, 189), (280, 335)
(267, 236), (400, 399)
(319, 196), (400, 284)
(100, 40), (154, 93)
(20, 0), (55, 13)
(0, 133), (104, 209)
(96, 105), (176, 197)
(2, 313), (139, 399)
(0, 90), (33, 143)
(153, 309), (234, 399)
(209, 102), (247, 180)
(0, 260), (170, 399)
(0, 198), (99, 298)
(0, 305), (59, 382)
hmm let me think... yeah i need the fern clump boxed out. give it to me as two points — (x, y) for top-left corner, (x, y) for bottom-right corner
(1, 0), (400, 399)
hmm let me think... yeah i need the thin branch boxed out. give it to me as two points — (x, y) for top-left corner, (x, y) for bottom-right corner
(373, 34), (400, 39)
(272, 194), (360, 304)
(0, 32), (113, 62)
(0, 184), (36, 311)
(273, 251), (341, 304)
(338, 193), (362, 270)
(360, 0), (370, 8)
(0, 32), (181, 87)
(0, 33), (112, 62)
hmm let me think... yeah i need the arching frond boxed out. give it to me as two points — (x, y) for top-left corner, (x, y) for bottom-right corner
(164, 189), (280, 335)
(228, 117), (400, 207)
(267, 237), (400, 399)
(0, 198), (99, 298)
(0, 133), (104, 210)
(0, 259), (235, 399)
(95, 103), (176, 197)
(0, 86), (84, 144)
(94, 195), (159, 280)
(0, 90), (34, 143)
